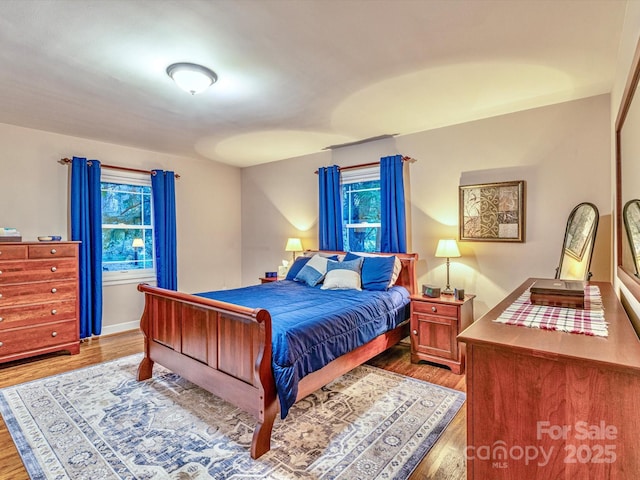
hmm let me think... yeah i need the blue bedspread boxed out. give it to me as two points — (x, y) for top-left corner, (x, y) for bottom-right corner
(196, 280), (410, 418)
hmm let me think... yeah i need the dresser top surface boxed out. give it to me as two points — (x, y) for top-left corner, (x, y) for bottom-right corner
(458, 278), (640, 371)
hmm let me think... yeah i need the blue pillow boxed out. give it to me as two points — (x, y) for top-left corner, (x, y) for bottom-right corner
(329, 257), (363, 273)
(345, 253), (396, 291)
(286, 256), (311, 280)
(294, 254), (333, 287)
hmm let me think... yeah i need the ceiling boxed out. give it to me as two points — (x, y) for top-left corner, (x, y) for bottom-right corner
(0, 0), (627, 167)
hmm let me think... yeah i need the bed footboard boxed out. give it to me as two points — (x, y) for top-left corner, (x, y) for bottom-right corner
(136, 283), (277, 459)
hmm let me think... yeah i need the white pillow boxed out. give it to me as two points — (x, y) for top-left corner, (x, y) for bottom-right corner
(321, 269), (362, 290)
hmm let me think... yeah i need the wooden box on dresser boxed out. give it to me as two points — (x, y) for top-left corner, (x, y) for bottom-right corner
(458, 279), (640, 479)
(410, 293), (475, 374)
(0, 241), (80, 363)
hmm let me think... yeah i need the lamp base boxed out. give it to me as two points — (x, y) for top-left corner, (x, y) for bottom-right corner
(442, 287), (454, 295)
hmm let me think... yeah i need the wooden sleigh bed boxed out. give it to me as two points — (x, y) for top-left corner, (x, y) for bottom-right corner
(136, 251), (417, 459)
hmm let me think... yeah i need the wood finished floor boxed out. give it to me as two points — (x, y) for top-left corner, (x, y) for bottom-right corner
(0, 330), (467, 480)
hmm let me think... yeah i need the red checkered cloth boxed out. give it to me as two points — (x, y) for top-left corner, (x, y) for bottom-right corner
(493, 284), (607, 337)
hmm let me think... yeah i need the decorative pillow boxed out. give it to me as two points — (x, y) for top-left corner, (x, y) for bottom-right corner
(303, 251), (346, 261)
(294, 254), (332, 287)
(344, 252), (400, 290)
(285, 256), (311, 280)
(321, 257), (364, 290)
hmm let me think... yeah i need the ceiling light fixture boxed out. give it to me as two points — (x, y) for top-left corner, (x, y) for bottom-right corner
(166, 62), (218, 95)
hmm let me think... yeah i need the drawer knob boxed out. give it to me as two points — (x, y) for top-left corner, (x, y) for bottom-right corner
(51, 249), (57, 254)
(412, 329), (418, 335)
(51, 331), (57, 337)
(0, 270), (2, 275)
(0, 341), (3, 347)
(0, 317), (3, 322)
(51, 309), (57, 315)
(51, 266), (57, 272)
(0, 293), (2, 299)
(431, 306), (437, 312)
(51, 288), (57, 293)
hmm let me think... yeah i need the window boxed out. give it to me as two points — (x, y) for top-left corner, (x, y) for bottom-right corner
(342, 166), (381, 252)
(101, 170), (155, 285)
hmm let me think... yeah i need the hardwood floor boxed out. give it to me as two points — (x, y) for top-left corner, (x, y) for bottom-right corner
(0, 330), (467, 480)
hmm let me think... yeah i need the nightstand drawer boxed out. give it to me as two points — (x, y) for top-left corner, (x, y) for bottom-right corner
(412, 300), (458, 318)
(413, 315), (457, 360)
(410, 294), (475, 374)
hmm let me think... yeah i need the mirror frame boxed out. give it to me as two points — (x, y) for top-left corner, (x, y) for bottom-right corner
(623, 199), (640, 277)
(616, 36), (640, 299)
(556, 202), (599, 281)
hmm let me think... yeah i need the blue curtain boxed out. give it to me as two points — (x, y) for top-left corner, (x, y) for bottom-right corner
(70, 156), (103, 338)
(151, 170), (178, 290)
(318, 165), (344, 251)
(380, 155), (407, 253)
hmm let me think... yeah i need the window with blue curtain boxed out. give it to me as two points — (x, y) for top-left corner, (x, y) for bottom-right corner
(70, 156), (103, 338)
(319, 156), (407, 253)
(380, 154), (407, 253)
(318, 165), (344, 251)
(101, 169), (156, 286)
(151, 169), (178, 290)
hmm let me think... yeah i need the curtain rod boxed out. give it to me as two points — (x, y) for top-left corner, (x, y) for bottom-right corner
(58, 158), (181, 179)
(313, 156), (416, 174)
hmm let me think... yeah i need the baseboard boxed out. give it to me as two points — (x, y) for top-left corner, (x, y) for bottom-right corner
(100, 320), (140, 337)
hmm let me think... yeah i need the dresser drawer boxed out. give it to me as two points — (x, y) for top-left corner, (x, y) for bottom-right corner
(28, 243), (77, 259)
(0, 245), (27, 260)
(0, 280), (77, 306)
(0, 300), (76, 329)
(0, 258), (77, 284)
(0, 319), (78, 358)
(412, 300), (458, 318)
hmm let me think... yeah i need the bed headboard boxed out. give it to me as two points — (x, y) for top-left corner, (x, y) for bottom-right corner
(306, 250), (418, 296)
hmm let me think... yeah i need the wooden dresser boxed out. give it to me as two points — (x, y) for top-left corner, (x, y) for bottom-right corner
(410, 294), (474, 374)
(458, 279), (640, 479)
(0, 241), (80, 363)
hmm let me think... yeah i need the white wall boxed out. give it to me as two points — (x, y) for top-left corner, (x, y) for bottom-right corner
(242, 95), (611, 318)
(0, 123), (242, 334)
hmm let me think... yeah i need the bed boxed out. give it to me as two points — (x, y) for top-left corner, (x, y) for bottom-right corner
(136, 251), (417, 458)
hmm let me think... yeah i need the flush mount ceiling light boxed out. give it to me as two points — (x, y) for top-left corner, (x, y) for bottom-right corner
(166, 62), (218, 95)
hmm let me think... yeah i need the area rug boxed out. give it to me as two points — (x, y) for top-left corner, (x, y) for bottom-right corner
(0, 354), (465, 479)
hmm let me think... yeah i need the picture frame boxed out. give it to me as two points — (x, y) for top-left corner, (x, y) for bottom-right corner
(459, 180), (525, 242)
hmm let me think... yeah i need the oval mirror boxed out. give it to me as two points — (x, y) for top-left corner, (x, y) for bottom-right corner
(623, 199), (640, 277)
(555, 202), (599, 281)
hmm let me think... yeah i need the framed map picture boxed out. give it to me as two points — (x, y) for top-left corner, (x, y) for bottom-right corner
(459, 181), (525, 242)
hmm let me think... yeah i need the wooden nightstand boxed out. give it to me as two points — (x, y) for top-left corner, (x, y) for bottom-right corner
(410, 293), (475, 374)
(259, 277), (278, 284)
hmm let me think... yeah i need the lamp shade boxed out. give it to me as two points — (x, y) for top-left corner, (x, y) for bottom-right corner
(285, 237), (303, 252)
(132, 238), (144, 248)
(435, 239), (461, 258)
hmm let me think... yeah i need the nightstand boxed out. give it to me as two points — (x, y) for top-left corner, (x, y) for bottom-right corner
(410, 293), (475, 374)
(259, 277), (278, 284)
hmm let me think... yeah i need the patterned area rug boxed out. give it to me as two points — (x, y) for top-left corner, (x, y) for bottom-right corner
(0, 354), (465, 479)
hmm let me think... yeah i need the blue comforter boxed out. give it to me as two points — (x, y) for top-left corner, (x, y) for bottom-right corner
(196, 280), (410, 418)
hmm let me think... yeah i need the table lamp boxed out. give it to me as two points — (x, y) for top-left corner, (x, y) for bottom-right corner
(435, 239), (461, 295)
(285, 237), (303, 262)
